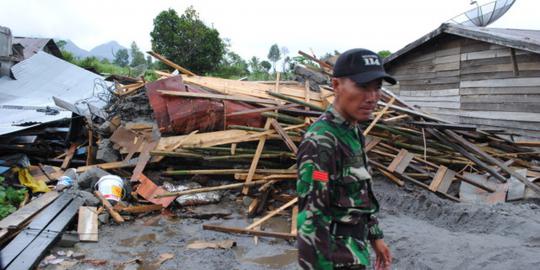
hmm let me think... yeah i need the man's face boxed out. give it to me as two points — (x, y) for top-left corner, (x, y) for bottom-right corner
(332, 77), (382, 122)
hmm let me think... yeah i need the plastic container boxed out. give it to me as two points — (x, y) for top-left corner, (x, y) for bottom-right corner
(94, 175), (124, 202)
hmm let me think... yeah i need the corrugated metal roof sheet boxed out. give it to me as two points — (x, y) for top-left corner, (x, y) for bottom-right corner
(12, 37), (62, 59)
(0, 51), (108, 135)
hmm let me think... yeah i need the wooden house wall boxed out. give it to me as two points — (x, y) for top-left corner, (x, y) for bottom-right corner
(386, 34), (540, 140)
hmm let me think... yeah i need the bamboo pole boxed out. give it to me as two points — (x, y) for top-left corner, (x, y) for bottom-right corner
(267, 91), (325, 112)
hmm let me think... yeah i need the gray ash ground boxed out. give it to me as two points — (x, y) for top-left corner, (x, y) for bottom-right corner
(41, 177), (540, 270)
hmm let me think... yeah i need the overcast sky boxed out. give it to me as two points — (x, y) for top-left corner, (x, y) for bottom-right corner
(1, 0), (538, 61)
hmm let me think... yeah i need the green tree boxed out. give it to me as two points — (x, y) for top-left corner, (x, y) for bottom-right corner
(150, 7), (225, 74)
(378, 50), (392, 59)
(212, 50), (249, 78)
(130, 41), (146, 67)
(249, 56), (261, 73)
(260, 60), (272, 72)
(113, 48), (129, 67)
(267, 44), (281, 74)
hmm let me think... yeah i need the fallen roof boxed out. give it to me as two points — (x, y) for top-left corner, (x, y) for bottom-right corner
(12, 37), (63, 60)
(0, 51), (107, 135)
(384, 23), (540, 65)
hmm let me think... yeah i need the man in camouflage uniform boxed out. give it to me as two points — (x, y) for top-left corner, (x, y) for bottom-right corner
(297, 48), (395, 270)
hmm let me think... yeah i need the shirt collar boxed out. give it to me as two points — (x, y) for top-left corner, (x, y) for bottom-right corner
(326, 105), (358, 130)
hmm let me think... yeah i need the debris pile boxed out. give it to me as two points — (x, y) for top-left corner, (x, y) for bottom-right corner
(0, 50), (539, 269)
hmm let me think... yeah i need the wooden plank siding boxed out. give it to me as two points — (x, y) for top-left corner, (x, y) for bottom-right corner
(386, 34), (540, 141)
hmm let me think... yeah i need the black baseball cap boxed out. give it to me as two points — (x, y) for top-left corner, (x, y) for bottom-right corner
(333, 48), (397, 85)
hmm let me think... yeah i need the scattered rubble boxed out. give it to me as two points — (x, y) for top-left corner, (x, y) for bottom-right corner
(0, 47), (539, 270)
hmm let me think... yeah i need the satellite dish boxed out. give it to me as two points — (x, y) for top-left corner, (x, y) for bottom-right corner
(448, 0), (516, 27)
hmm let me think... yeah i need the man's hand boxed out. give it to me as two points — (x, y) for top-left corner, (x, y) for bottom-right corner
(371, 239), (392, 270)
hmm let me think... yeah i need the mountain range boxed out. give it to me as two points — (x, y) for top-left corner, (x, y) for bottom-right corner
(59, 39), (129, 61)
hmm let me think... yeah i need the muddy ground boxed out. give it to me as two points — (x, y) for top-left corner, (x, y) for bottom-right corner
(40, 176), (540, 270)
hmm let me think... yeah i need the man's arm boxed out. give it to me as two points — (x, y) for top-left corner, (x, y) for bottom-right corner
(297, 137), (336, 265)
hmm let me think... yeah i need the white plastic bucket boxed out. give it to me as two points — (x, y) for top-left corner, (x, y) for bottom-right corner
(95, 175), (124, 202)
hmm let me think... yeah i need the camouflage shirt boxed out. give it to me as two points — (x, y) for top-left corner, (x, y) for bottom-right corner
(296, 106), (384, 270)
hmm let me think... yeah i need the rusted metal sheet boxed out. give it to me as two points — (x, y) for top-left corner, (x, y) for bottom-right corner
(134, 174), (175, 207)
(146, 76), (264, 135)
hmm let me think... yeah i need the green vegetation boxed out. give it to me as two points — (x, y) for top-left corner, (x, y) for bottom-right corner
(150, 7), (225, 74)
(0, 177), (27, 219)
(378, 50), (392, 58)
(59, 7), (391, 82)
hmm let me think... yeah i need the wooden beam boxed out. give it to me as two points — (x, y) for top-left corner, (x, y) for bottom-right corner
(364, 97), (395, 136)
(246, 197), (298, 230)
(120, 204), (163, 214)
(270, 119), (298, 154)
(203, 224), (296, 240)
(158, 90), (280, 105)
(243, 119), (272, 195)
(78, 206), (98, 242)
(444, 130), (540, 194)
(147, 51), (196, 76)
(94, 191), (124, 224)
(61, 143), (78, 170)
(291, 206), (298, 236)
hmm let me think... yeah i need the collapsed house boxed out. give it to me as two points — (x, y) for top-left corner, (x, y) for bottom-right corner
(0, 24), (539, 269)
(383, 23), (540, 141)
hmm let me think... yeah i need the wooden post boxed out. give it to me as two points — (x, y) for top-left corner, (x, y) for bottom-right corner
(291, 206), (298, 236)
(243, 119), (272, 195)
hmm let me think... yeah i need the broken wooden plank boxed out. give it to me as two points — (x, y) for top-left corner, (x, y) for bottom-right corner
(243, 119), (272, 195)
(291, 206), (298, 236)
(5, 198), (84, 270)
(76, 158), (140, 173)
(246, 197), (298, 230)
(147, 51), (196, 76)
(94, 191), (124, 224)
(61, 143), (78, 170)
(78, 206), (98, 242)
(1, 193), (74, 269)
(270, 118), (298, 154)
(444, 130), (540, 194)
(387, 149), (414, 174)
(203, 224), (295, 240)
(428, 165), (456, 193)
(363, 96), (395, 136)
(0, 191), (59, 244)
